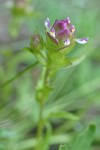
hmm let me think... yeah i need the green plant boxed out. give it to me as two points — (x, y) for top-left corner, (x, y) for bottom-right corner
(0, 0), (100, 150)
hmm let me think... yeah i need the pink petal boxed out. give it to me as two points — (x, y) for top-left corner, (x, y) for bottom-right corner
(45, 18), (50, 29)
(75, 37), (89, 44)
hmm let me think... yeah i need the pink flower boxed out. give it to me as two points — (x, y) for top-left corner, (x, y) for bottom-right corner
(45, 17), (89, 49)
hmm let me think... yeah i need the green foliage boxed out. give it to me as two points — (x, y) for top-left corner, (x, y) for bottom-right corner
(59, 144), (68, 150)
(0, 0), (100, 150)
(70, 125), (95, 150)
(59, 125), (96, 150)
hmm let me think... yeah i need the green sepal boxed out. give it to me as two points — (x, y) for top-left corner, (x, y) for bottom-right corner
(48, 51), (72, 69)
(60, 42), (76, 54)
(45, 33), (59, 52)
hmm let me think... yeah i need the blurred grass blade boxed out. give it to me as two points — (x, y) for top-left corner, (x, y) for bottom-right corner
(58, 125), (95, 150)
(47, 111), (79, 121)
(71, 124), (96, 150)
(0, 61), (38, 88)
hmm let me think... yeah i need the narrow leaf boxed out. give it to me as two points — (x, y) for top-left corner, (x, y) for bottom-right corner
(71, 124), (96, 150)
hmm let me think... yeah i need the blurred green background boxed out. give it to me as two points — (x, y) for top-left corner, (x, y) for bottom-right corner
(0, 0), (100, 150)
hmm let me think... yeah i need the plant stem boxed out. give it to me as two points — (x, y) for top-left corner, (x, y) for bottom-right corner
(0, 61), (38, 88)
(37, 97), (44, 139)
(35, 66), (49, 150)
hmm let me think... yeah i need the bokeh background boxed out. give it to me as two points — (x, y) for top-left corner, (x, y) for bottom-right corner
(0, 0), (100, 150)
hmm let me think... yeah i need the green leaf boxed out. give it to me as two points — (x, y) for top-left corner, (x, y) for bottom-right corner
(68, 55), (86, 67)
(59, 144), (68, 150)
(47, 111), (79, 121)
(58, 125), (95, 150)
(71, 124), (96, 150)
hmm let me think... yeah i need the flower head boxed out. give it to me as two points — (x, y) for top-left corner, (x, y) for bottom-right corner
(45, 17), (89, 50)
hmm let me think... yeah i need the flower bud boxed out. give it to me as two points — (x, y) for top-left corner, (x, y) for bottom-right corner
(30, 34), (44, 51)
